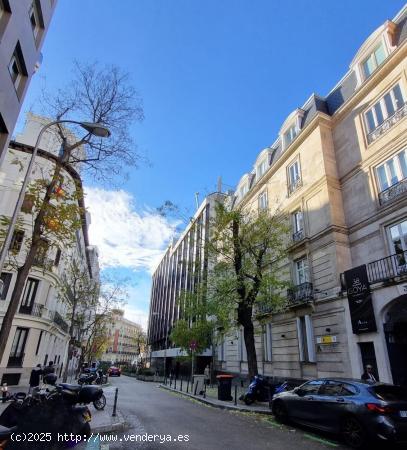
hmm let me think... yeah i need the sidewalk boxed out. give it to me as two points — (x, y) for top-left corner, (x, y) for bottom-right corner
(0, 384), (125, 434)
(159, 384), (272, 415)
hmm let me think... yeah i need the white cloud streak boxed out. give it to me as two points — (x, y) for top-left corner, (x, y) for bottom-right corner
(85, 187), (177, 273)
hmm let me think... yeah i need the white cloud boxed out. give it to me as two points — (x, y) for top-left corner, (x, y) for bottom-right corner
(85, 187), (177, 273)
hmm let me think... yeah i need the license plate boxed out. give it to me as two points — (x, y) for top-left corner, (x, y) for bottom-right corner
(400, 411), (407, 417)
(83, 412), (91, 422)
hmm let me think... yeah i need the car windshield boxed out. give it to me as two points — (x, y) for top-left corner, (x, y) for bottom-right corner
(371, 385), (407, 401)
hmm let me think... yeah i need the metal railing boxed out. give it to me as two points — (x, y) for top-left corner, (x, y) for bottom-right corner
(340, 250), (407, 288)
(288, 178), (303, 196)
(367, 103), (407, 144)
(33, 256), (54, 270)
(287, 282), (313, 304)
(292, 229), (305, 243)
(52, 311), (69, 333)
(19, 302), (44, 317)
(378, 177), (407, 206)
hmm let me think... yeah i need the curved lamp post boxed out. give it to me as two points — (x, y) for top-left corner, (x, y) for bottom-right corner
(0, 119), (110, 292)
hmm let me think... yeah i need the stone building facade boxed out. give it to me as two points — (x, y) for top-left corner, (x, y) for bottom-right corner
(0, 115), (98, 385)
(0, 0), (57, 163)
(215, 5), (407, 384)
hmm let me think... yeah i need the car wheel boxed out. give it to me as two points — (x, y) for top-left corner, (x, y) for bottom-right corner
(341, 416), (367, 449)
(272, 400), (289, 423)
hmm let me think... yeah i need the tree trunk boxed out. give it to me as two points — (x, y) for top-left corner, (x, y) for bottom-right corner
(0, 159), (63, 364)
(238, 304), (258, 380)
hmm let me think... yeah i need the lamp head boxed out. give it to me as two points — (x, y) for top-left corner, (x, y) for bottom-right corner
(79, 122), (111, 138)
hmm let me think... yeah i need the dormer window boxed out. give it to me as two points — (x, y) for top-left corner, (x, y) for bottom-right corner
(257, 159), (268, 179)
(238, 183), (248, 200)
(362, 42), (386, 78)
(284, 125), (298, 147)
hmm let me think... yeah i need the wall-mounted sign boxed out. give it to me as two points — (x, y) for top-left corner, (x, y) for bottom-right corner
(344, 265), (377, 334)
(317, 335), (337, 344)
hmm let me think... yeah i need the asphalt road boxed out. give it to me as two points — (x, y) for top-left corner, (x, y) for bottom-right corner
(101, 375), (348, 450)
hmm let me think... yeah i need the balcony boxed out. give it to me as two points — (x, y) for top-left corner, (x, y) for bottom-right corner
(340, 250), (407, 288)
(33, 256), (54, 270)
(367, 103), (407, 144)
(19, 303), (44, 317)
(288, 178), (302, 196)
(287, 282), (314, 305)
(378, 177), (407, 206)
(51, 311), (69, 333)
(7, 353), (25, 368)
(292, 229), (305, 243)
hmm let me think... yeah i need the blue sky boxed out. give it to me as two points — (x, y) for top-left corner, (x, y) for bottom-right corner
(17, 0), (406, 328)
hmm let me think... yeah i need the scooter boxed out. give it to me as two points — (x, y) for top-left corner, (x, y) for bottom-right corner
(240, 375), (270, 405)
(0, 388), (92, 449)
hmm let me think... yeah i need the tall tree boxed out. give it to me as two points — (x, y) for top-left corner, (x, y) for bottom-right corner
(0, 62), (143, 364)
(57, 258), (99, 381)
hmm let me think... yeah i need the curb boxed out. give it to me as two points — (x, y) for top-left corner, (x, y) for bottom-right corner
(159, 385), (272, 415)
(91, 410), (126, 434)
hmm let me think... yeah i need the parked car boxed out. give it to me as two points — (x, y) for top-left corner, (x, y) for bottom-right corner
(272, 378), (407, 449)
(108, 366), (121, 377)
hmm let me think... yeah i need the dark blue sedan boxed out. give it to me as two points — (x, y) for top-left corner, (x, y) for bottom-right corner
(272, 378), (407, 448)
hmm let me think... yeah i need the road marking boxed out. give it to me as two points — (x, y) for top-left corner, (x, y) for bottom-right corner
(303, 433), (339, 447)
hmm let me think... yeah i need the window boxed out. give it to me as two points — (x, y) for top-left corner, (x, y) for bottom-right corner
(8, 42), (27, 95)
(292, 210), (304, 241)
(287, 160), (302, 195)
(238, 183), (248, 200)
(10, 230), (24, 253)
(54, 248), (61, 267)
(295, 257), (309, 285)
(284, 124), (298, 147)
(217, 336), (225, 361)
(29, 1), (40, 39)
(20, 277), (39, 314)
(239, 327), (247, 362)
(362, 42), (386, 78)
(257, 159), (268, 179)
(365, 84), (405, 134)
(0, 0), (11, 37)
(258, 191), (268, 211)
(376, 150), (407, 192)
(35, 330), (43, 355)
(0, 272), (12, 300)
(296, 315), (316, 363)
(8, 327), (29, 367)
(34, 239), (49, 266)
(299, 380), (324, 395)
(388, 220), (407, 268)
(21, 194), (35, 213)
(263, 323), (272, 362)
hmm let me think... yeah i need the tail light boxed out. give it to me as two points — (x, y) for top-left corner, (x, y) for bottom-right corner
(366, 403), (395, 414)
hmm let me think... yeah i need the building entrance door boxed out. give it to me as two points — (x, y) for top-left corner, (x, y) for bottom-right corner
(384, 296), (407, 386)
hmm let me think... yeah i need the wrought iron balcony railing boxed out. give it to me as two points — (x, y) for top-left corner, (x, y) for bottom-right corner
(340, 250), (407, 288)
(51, 311), (69, 333)
(33, 256), (54, 270)
(367, 103), (407, 144)
(19, 303), (44, 317)
(292, 229), (305, 243)
(378, 177), (407, 206)
(287, 282), (314, 304)
(288, 178), (303, 196)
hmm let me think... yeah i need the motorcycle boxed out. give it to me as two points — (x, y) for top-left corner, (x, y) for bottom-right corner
(0, 423), (17, 450)
(239, 375), (270, 405)
(0, 388), (92, 449)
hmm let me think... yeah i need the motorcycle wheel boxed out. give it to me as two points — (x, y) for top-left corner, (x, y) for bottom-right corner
(244, 395), (254, 405)
(93, 394), (106, 410)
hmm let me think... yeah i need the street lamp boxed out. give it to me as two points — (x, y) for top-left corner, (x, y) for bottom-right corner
(0, 119), (111, 282)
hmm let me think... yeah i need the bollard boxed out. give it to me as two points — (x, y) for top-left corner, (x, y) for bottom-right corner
(112, 387), (119, 417)
(203, 382), (206, 398)
(174, 378), (177, 390)
(1, 383), (7, 403)
(241, 379), (244, 388)
(268, 386), (272, 410)
(234, 385), (237, 405)
(186, 378), (189, 393)
(170, 377), (172, 388)
(180, 377), (183, 392)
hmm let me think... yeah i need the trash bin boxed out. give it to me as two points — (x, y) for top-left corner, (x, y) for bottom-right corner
(216, 374), (234, 401)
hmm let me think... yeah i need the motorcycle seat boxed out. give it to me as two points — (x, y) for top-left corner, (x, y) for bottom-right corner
(0, 424), (18, 437)
(59, 383), (82, 393)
